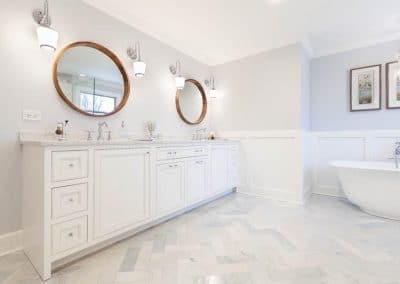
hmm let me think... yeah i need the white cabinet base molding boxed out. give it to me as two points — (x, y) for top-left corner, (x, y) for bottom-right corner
(21, 140), (239, 280)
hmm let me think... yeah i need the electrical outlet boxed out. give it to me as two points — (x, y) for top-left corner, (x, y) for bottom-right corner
(22, 109), (42, 121)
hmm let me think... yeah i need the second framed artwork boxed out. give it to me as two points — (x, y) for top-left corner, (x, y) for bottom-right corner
(386, 61), (400, 109)
(350, 64), (381, 111)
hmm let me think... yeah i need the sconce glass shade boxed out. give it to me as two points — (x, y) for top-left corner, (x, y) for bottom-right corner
(175, 76), (185, 90)
(209, 88), (218, 99)
(37, 25), (58, 52)
(133, 61), (146, 77)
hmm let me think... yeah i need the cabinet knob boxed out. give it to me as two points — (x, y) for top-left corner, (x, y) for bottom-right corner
(69, 198), (74, 202)
(68, 232), (74, 237)
(68, 163), (74, 168)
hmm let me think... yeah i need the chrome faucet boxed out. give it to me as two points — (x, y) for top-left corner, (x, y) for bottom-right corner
(394, 142), (400, 169)
(193, 128), (207, 140)
(97, 121), (108, 140)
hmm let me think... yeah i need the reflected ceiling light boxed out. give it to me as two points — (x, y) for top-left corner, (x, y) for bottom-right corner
(169, 60), (185, 90)
(127, 42), (146, 78)
(33, 0), (59, 52)
(205, 76), (218, 99)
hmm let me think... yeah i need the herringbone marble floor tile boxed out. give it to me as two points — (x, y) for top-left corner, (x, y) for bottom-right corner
(1, 193), (400, 283)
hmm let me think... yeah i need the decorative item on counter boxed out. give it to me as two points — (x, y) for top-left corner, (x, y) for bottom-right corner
(145, 121), (156, 141)
(55, 120), (68, 140)
(209, 132), (216, 140)
(55, 123), (63, 135)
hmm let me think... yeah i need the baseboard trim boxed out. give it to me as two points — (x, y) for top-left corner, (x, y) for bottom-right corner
(0, 230), (23, 257)
(312, 191), (346, 199)
(237, 190), (304, 206)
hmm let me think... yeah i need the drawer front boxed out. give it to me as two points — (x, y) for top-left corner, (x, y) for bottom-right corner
(157, 147), (207, 160)
(185, 147), (207, 157)
(52, 151), (88, 182)
(157, 149), (180, 160)
(52, 216), (87, 255)
(52, 184), (88, 219)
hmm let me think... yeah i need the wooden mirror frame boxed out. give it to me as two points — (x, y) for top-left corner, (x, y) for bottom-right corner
(53, 41), (130, 117)
(175, 79), (208, 125)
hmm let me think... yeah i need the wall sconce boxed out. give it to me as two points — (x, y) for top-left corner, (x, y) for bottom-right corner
(127, 42), (146, 78)
(169, 61), (185, 90)
(204, 76), (218, 99)
(33, 0), (59, 52)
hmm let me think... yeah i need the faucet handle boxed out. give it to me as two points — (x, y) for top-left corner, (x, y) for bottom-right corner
(106, 131), (112, 141)
(87, 131), (95, 141)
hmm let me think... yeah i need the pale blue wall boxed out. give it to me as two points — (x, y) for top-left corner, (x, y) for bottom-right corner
(311, 39), (400, 131)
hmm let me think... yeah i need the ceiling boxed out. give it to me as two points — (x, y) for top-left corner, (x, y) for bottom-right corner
(82, 0), (400, 66)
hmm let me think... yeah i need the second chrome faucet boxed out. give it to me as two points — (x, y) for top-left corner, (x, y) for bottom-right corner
(97, 121), (109, 141)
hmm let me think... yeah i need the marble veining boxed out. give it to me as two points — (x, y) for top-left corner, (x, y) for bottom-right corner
(1, 193), (400, 283)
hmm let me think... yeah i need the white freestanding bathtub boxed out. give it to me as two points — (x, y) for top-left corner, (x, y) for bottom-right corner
(330, 160), (400, 220)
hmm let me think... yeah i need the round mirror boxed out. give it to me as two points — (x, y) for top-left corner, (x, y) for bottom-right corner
(176, 79), (207, 125)
(53, 42), (130, 117)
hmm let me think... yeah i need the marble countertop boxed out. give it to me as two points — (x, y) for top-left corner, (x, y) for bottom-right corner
(19, 132), (238, 147)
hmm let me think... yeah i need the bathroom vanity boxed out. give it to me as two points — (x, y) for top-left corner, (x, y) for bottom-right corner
(21, 138), (239, 280)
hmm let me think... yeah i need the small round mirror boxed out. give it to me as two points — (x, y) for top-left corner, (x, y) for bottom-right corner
(54, 42), (130, 117)
(176, 79), (207, 125)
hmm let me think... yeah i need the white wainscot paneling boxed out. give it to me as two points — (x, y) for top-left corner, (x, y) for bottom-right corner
(312, 131), (400, 198)
(220, 131), (305, 204)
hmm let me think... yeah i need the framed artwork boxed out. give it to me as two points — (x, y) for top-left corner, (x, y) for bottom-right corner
(350, 64), (381, 111)
(386, 61), (400, 109)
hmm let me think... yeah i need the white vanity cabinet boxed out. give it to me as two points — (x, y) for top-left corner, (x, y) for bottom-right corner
(210, 146), (230, 194)
(94, 148), (150, 239)
(186, 158), (208, 205)
(155, 162), (185, 215)
(21, 140), (239, 280)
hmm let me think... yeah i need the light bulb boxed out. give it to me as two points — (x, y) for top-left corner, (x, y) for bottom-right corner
(36, 25), (58, 52)
(175, 76), (185, 89)
(133, 61), (146, 78)
(209, 89), (218, 99)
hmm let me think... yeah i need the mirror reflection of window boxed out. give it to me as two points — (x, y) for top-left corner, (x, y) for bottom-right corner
(80, 92), (116, 115)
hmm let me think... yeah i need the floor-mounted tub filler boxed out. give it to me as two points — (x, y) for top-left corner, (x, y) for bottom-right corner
(331, 160), (400, 221)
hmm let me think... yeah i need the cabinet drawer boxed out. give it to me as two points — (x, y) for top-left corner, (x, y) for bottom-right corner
(185, 147), (207, 157)
(52, 151), (88, 182)
(157, 147), (207, 160)
(157, 149), (180, 160)
(52, 216), (87, 255)
(52, 184), (88, 219)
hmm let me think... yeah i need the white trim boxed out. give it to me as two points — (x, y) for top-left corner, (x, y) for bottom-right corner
(0, 230), (23, 257)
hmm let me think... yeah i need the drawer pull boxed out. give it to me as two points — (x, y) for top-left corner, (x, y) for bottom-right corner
(68, 232), (74, 237)
(196, 161), (203, 164)
(68, 163), (74, 168)
(69, 198), (74, 202)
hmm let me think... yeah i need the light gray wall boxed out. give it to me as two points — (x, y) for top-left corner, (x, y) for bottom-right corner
(210, 44), (303, 131)
(0, 0), (210, 235)
(301, 46), (311, 130)
(311, 39), (400, 131)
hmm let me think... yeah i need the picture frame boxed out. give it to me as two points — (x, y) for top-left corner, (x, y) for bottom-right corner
(350, 64), (381, 111)
(386, 61), (400, 109)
